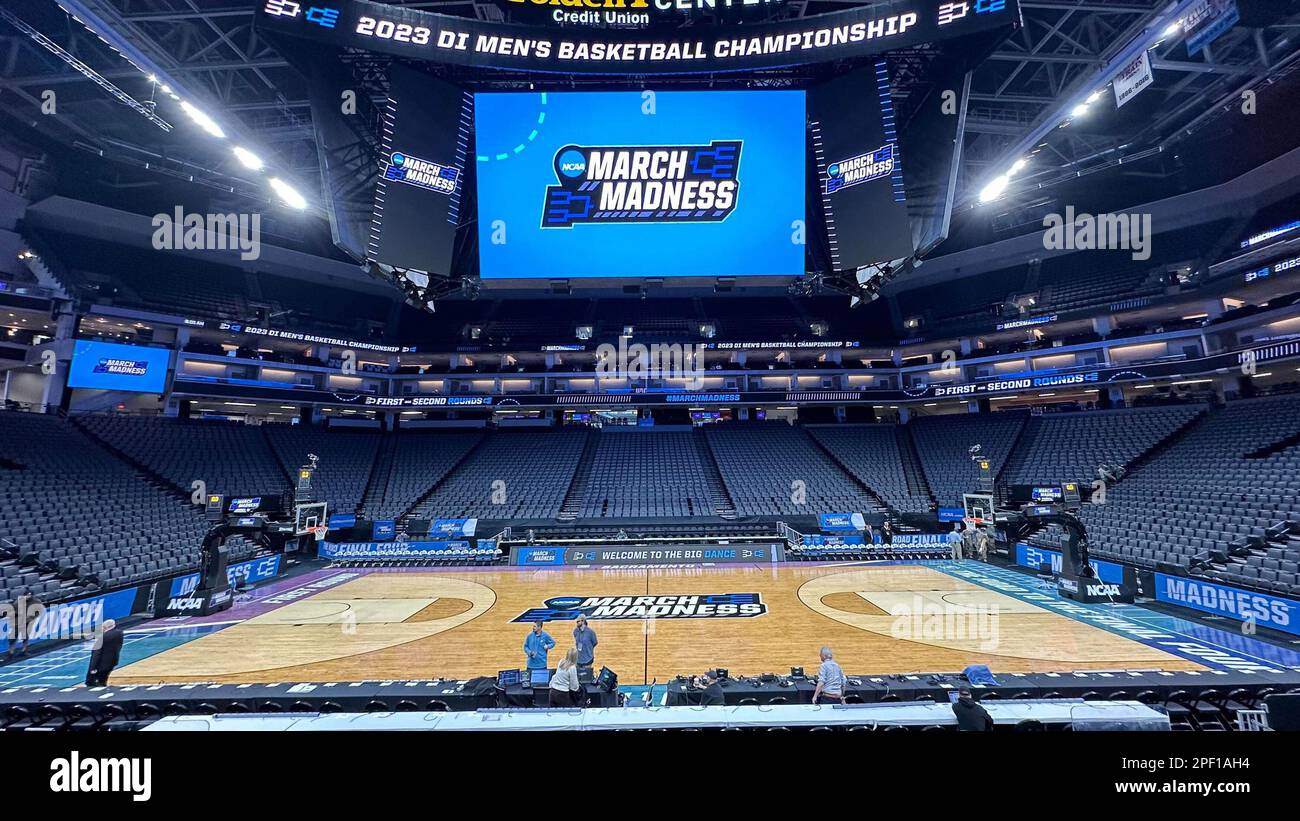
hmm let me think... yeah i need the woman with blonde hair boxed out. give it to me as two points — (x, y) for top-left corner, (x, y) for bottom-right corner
(548, 647), (582, 707)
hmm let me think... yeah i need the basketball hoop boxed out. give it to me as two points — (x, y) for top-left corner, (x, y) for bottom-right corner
(311, 526), (327, 542)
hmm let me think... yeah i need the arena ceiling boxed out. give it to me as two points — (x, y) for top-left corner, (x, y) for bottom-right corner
(1, 0), (1298, 234)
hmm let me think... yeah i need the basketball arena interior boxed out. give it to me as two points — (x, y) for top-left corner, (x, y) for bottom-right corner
(0, 0), (1299, 747)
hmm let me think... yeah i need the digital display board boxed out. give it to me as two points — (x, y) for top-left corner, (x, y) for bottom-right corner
(368, 65), (470, 274)
(67, 340), (170, 393)
(809, 62), (914, 269)
(474, 90), (806, 280)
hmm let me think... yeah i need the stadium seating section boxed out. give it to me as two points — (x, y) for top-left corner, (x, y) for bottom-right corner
(4, 396), (1300, 609)
(0, 412), (255, 605)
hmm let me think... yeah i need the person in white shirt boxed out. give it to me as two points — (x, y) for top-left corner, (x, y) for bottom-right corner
(812, 646), (846, 704)
(549, 648), (582, 707)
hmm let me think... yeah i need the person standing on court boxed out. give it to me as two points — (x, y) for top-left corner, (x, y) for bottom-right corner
(881, 520), (894, 545)
(85, 619), (124, 687)
(947, 523), (964, 560)
(573, 615), (598, 672)
(5, 591), (41, 659)
(549, 648), (582, 707)
(811, 646), (846, 704)
(523, 620), (556, 672)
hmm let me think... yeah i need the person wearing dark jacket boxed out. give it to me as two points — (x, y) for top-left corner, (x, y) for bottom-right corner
(952, 688), (995, 731)
(85, 619), (124, 687)
(694, 671), (725, 706)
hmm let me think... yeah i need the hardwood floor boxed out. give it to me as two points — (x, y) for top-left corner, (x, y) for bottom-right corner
(112, 564), (1202, 685)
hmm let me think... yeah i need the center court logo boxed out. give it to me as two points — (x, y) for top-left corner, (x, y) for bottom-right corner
(542, 141), (742, 227)
(513, 593), (766, 622)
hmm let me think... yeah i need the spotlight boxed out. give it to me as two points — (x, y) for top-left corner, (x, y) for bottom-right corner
(979, 174), (1010, 203)
(1162, 21), (1182, 38)
(180, 101), (224, 138)
(268, 178), (307, 209)
(232, 146), (264, 171)
(1070, 103), (1089, 118)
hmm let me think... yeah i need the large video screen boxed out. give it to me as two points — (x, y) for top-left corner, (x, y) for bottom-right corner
(810, 62), (914, 269)
(368, 65), (470, 274)
(67, 340), (171, 393)
(474, 90), (806, 280)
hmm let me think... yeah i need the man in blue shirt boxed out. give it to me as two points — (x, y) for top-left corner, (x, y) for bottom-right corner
(523, 620), (556, 671)
(573, 615), (598, 672)
(947, 523), (964, 560)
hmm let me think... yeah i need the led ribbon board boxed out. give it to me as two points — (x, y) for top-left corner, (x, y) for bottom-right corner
(256, 0), (1021, 74)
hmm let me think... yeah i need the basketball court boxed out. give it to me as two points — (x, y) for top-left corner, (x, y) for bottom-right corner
(1, 560), (1268, 688)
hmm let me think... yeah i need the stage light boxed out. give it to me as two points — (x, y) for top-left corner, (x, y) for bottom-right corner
(1162, 21), (1182, 38)
(232, 146), (264, 171)
(1009, 158), (1027, 175)
(180, 101), (225, 138)
(268, 177), (308, 209)
(979, 175), (1010, 203)
(1070, 103), (1089, 118)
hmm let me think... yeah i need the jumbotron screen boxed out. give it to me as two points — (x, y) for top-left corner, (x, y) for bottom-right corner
(474, 90), (806, 280)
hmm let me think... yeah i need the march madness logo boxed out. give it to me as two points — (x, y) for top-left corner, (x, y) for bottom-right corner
(825, 143), (894, 194)
(93, 358), (149, 376)
(384, 151), (459, 195)
(512, 593), (766, 622)
(542, 141), (741, 228)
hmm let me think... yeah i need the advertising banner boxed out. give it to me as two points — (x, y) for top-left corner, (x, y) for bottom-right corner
(1154, 572), (1298, 636)
(511, 542), (783, 566)
(257, 0), (1021, 75)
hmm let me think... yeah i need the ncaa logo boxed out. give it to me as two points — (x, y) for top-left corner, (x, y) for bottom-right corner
(544, 597), (584, 610)
(557, 148), (586, 179)
(827, 162), (841, 178)
(391, 152), (407, 167)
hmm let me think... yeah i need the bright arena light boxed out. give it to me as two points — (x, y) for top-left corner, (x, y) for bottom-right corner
(179, 101), (225, 139)
(1071, 103), (1090, 118)
(979, 174), (1010, 203)
(231, 146), (264, 171)
(1010, 158), (1028, 174)
(269, 177), (308, 209)
(1162, 21), (1182, 38)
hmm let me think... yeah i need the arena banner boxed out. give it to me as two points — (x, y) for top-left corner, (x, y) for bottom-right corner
(430, 518), (478, 537)
(937, 507), (966, 522)
(1014, 544), (1126, 585)
(170, 339), (1300, 409)
(164, 555), (284, 598)
(510, 543), (784, 566)
(0, 586), (139, 653)
(802, 533), (865, 546)
(893, 533), (953, 546)
(320, 540), (479, 560)
(1153, 572), (1299, 637)
(819, 512), (865, 531)
(257, 0), (1021, 75)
